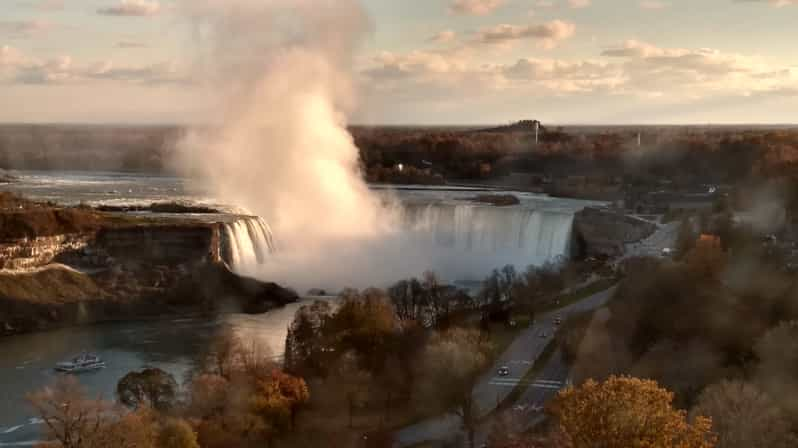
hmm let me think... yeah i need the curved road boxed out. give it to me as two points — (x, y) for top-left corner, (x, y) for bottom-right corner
(394, 285), (616, 447)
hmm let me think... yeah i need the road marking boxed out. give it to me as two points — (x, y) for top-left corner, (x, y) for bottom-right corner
(489, 379), (564, 390)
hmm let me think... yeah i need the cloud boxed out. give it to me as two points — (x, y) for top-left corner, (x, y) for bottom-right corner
(0, 20), (54, 39)
(449, 0), (504, 15)
(86, 60), (184, 84)
(116, 41), (149, 48)
(18, 0), (65, 10)
(1, 46), (184, 86)
(360, 37), (798, 113)
(640, 0), (670, 8)
(97, 0), (161, 17)
(502, 57), (624, 92)
(15, 55), (74, 84)
(568, 0), (592, 8)
(474, 20), (576, 49)
(0, 45), (25, 68)
(738, 0), (797, 6)
(428, 30), (457, 44)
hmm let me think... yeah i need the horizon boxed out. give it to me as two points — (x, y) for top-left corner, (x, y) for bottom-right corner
(1, 0), (797, 124)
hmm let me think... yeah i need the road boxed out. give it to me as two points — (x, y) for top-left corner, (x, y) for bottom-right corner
(393, 286), (616, 448)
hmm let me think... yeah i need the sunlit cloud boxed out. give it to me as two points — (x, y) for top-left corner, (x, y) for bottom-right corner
(474, 20), (576, 49)
(738, 0), (797, 6)
(449, 0), (504, 16)
(640, 1), (670, 9)
(428, 30), (457, 44)
(97, 0), (161, 17)
(0, 20), (54, 39)
(568, 0), (592, 8)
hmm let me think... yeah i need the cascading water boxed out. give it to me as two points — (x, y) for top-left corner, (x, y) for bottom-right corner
(223, 216), (276, 273)
(402, 203), (574, 279)
(221, 199), (579, 285)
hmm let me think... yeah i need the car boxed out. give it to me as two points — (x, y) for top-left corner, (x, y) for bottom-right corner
(497, 366), (510, 376)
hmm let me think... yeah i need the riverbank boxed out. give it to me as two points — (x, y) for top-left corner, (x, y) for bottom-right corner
(0, 192), (298, 337)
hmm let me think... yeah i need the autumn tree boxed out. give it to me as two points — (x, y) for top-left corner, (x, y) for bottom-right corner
(284, 300), (333, 376)
(186, 374), (229, 418)
(691, 380), (794, 448)
(675, 216), (697, 260)
(251, 368), (310, 432)
(157, 418), (200, 448)
(552, 376), (717, 448)
(325, 288), (399, 373)
(685, 235), (726, 279)
(27, 376), (111, 448)
(754, 320), (798, 425)
(207, 326), (243, 379)
(116, 368), (178, 411)
(419, 328), (492, 448)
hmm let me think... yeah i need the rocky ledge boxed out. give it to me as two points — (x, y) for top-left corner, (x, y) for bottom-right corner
(0, 193), (297, 337)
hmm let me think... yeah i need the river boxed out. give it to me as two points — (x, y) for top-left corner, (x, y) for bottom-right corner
(0, 170), (600, 445)
(0, 298), (334, 445)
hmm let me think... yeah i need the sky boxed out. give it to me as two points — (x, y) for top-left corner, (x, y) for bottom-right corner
(0, 0), (797, 124)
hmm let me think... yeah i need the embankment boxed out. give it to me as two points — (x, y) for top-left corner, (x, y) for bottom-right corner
(0, 193), (297, 337)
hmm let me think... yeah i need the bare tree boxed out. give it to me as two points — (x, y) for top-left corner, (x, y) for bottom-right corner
(27, 376), (111, 448)
(691, 380), (795, 448)
(419, 328), (492, 448)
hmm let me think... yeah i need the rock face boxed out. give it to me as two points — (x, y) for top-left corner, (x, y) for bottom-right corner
(572, 207), (657, 257)
(0, 193), (296, 337)
(0, 234), (91, 270)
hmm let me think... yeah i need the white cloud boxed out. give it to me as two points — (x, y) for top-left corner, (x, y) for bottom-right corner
(428, 30), (456, 44)
(474, 20), (576, 49)
(116, 41), (149, 48)
(739, 0), (797, 6)
(449, 0), (504, 16)
(0, 45), (25, 68)
(0, 45), (184, 86)
(640, 0), (670, 8)
(360, 38), (798, 112)
(18, 0), (65, 10)
(0, 20), (54, 39)
(568, 0), (592, 8)
(97, 0), (161, 17)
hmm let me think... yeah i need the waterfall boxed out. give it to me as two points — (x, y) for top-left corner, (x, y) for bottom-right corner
(403, 203), (574, 278)
(222, 216), (276, 272)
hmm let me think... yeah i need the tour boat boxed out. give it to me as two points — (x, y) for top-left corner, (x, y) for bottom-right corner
(54, 353), (106, 373)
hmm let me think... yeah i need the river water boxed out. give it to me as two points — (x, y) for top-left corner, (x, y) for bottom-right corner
(0, 299), (331, 445)
(0, 170), (600, 444)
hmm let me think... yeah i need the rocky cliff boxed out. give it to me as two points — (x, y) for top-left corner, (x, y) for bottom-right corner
(572, 207), (657, 257)
(0, 193), (297, 337)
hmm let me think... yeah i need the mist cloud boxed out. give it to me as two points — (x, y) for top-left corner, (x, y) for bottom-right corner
(172, 0), (437, 289)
